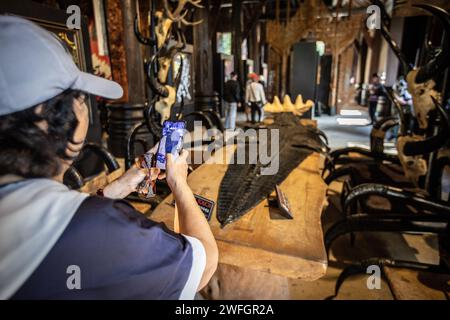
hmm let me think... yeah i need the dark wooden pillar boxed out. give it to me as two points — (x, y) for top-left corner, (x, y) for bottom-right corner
(121, 0), (146, 104)
(105, 0), (146, 104)
(105, 0), (150, 157)
(232, 0), (243, 86)
(193, 0), (216, 110)
(249, 25), (260, 75)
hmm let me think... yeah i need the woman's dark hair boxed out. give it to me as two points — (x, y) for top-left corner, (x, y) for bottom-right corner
(0, 90), (81, 178)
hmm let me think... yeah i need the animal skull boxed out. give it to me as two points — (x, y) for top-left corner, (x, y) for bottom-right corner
(158, 55), (172, 83)
(155, 11), (173, 49)
(406, 67), (441, 130)
(155, 85), (177, 124)
(396, 135), (428, 186)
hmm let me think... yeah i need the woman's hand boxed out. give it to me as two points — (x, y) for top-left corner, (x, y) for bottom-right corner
(103, 143), (161, 199)
(165, 149), (189, 191)
(72, 94), (90, 143)
(102, 167), (147, 199)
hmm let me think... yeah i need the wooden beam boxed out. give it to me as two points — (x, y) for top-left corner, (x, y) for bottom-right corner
(209, 0), (223, 38)
(232, 0), (243, 84)
(193, 0), (214, 96)
(121, 0), (146, 104)
(242, 0), (267, 41)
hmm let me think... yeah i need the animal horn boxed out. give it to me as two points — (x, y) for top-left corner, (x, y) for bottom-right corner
(371, 0), (392, 28)
(134, 15), (154, 46)
(403, 96), (449, 156)
(163, 0), (204, 25)
(372, 0), (411, 74)
(379, 25), (412, 75)
(144, 98), (163, 138)
(157, 44), (182, 83)
(413, 4), (450, 83)
(382, 86), (407, 136)
(145, 59), (169, 97)
(181, 17), (204, 26)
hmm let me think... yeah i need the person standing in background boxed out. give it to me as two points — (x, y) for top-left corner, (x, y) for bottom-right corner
(245, 73), (267, 124)
(367, 73), (382, 124)
(391, 76), (414, 139)
(258, 75), (266, 121)
(244, 77), (252, 122)
(223, 72), (241, 130)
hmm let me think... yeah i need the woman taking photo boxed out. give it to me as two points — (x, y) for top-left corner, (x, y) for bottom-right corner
(0, 15), (218, 300)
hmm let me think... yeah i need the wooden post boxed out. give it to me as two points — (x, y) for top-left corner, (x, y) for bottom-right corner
(232, 0), (243, 86)
(105, 0), (151, 158)
(193, 0), (215, 110)
(106, 0), (146, 104)
(281, 51), (289, 97)
(249, 24), (260, 74)
(121, 0), (146, 104)
(330, 53), (340, 114)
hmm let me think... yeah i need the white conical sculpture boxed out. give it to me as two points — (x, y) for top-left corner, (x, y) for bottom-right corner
(294, 95), (314, 114)
(264, 94), (314, 115)
(264, 96), (283, 112)
(282, 95), (295, 112)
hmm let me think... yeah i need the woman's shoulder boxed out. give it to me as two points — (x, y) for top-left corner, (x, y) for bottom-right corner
(73, 196), (185, 243)
(76, 195), (136, 216)
(13, 195), (196, 299)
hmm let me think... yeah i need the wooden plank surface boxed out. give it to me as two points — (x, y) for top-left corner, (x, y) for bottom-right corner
(150, 144), (328, 281)
(79, 169), (123, 194)
(384, 266), (450, 300)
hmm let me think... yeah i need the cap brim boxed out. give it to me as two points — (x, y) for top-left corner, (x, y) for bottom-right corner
(72, 72), (123, 99)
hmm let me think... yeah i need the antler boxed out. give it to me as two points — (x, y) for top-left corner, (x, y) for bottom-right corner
(163, 0), (204, 26)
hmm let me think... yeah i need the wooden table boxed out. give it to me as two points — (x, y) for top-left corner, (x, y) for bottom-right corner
(150, 144), (328, 299)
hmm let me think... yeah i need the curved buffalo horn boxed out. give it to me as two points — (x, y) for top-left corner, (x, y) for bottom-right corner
(144, 98), (163, 139)
(413, 4), (450, 83)
(159, 44), (182, 63)
(372, 0), (412, 74)
(403, 96), (449, 156)
(157, 45), (182, 84)
(379, 25), (412, 75)
(371, 0), (392, 28)
(382, 86), (407, 136)
(134, 15), (155, 46)
(144, 59), (169, 98)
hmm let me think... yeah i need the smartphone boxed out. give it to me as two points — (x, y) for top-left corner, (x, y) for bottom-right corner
(155, 121), (186, 170)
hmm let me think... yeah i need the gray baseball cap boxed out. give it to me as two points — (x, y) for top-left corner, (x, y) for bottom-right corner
(0, 15), (123, 116)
